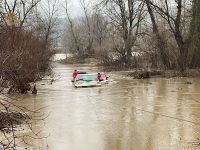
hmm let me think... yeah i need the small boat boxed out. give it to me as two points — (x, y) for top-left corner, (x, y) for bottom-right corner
(72, 73), (108, 88)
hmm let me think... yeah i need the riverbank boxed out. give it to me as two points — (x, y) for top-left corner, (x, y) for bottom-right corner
(59, 57), (98, 66)
(123, 69), (200, 79)
(60, 61), (200, 79)
(58, 56), (200, 78)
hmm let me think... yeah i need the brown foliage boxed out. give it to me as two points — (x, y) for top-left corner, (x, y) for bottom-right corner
(0, 28), (53, 93)
(95, 49), (134, 70)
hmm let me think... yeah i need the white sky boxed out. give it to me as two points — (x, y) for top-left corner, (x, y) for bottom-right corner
(65, 0), (83, 17)
(59, 0), (95, 18)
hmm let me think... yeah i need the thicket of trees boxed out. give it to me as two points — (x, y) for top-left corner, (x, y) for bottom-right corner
(189, 0), (200, 67)
(0, 0), (59, 148)
(0, 0), (59, 93)
(62, 0), (200, 72)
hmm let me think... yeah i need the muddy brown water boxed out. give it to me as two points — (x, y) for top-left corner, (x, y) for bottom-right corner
(12, 63), (200, 150)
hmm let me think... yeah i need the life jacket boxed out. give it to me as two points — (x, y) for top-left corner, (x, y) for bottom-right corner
(97, 74), (103, 81)
(72, 72), (78, 78)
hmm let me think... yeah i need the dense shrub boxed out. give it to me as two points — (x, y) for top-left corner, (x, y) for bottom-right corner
(0, 28), (53, 93)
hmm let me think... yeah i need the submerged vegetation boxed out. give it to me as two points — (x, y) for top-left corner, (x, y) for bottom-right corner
(0, 29), (53, 93)
(0, 0), (58, 148)
(0, 94), (48, 149)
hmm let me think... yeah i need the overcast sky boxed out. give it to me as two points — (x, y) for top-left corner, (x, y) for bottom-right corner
(59, 0), (95, 18)
(65, 0), (83, 17)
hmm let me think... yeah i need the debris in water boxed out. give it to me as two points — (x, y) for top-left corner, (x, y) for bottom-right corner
(185, 81), (192, 84)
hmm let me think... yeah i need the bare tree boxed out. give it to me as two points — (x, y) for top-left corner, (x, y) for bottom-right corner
(145, 0), (193, 72)
(64, 0), (82, 57)
(103, 0), (145, 66)
(80, 0), (94, 56)
(92, 8), (108, 49)
(0, 0), (54, 93)
(38, 0), (60, 45)
(0, 0), (41, 28)
(18, 0), (41, 28)
(145, 0), (171, 69)
(0, 1), (3, 28)
(189, 0), (200, 67)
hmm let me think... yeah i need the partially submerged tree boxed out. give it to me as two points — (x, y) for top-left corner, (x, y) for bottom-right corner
(80, 0), (94, 57)
(39, 0), (60, 45)
(0, 0), (57, 93)
(61, 0), (200, 72)
(102, 0), (145, 66)
(189, 0), (200, 67)
(65, 0), (82, 57)
(144, 0), (194, 72)
(144, 0), (171, 69)
(0, 93), (48, 149)
(92, 9), (108, 50)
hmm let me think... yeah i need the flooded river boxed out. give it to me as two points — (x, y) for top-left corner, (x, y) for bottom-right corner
(15, 63), (200, 150)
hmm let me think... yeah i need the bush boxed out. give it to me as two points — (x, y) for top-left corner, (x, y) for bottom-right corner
(0, 28), (53, 93)
(95, 49), (132, 71)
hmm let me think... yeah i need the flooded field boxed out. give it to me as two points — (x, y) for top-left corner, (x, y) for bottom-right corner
(14, 63), (200, 150)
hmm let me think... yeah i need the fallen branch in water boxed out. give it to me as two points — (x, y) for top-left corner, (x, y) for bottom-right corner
(0, 94), (49, 149)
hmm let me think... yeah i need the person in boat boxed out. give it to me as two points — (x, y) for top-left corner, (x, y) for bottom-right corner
(97, 73), (103, 82)
(72, 70), (79, 82)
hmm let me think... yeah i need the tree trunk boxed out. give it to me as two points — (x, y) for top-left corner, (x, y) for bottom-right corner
(190, 0), (200, 67)
(145, 0), (171, 69)
(178, 43), (188, 72)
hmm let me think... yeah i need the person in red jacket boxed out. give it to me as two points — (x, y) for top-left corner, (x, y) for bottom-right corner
(97, 73), (103, 82)
(72, 70), (78, 82)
